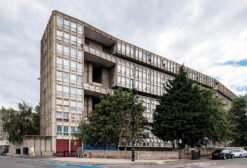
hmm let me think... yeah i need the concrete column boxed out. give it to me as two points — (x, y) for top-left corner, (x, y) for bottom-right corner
(102, 68), (109, 88)
(88, 63), (93, 83)
(69, 138), (71, 153)
(88, 97), (93, 114)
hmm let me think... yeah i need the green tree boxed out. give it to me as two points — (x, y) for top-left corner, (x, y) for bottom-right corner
(152, 65), (228, 147)
(75, 88), (148, 149)
(228, 95), (247, 146)
(31, 103), (40, 135)
(0, 102), (40, 143)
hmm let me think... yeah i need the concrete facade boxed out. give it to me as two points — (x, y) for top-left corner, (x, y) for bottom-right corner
(40, 10), (237, 153)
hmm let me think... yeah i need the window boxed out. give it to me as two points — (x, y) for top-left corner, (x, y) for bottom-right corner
(71, 22), (76, 32)
(64, 112), (69, 120)
(135, 49), (139, 57)
(77, 88), (82, 97)
(122, 44), (125, 53)
(64, 86), (69, 96)
(70, 74), (76, 82)
(77, 127), (81, 133)
(71, 61), (76, 71)
(122, 77), (125, 85)
(64, 45), (69, 55)
(56, 85), (62, 95)
(147, 54), (150, 62)
(139, 50), (142, 60)
(57, 57), (62, 68)
(71, 113), (76, 123)
(71, 87), (76, 97)
(64, 59), (69, 69)
(56, 30), (63, 40)
(57, 16), (63, 26)
(71, 35), (76, 45)
(56, 125), (62, 135)
(77, 75), (82, 83)
(77, 63), (82, 72)
(56, 112), (62, 119)
(126, 67), (130, 75)
(56, 43), (63, 54)
(64, 32), (69, 43)
(78, 50), (82, 59)
(70, 100), (76, 111)
(130, 47), (134, 56)
(77, 101), (83, 111)
(64, 19), (70, 29)
(64, 72), (69, 82)
(77, 37), (82, 46)
(117, 65), (121, 73)
(126, 45), (130, 54)
(78, 24), (83, 34)
(71, 126), (75, 135)
(117, 76), (121, 84)
(56, 71), (62, 80)
(122, 65), (125, 74)
(71, 48), (76, 58)
(117, 43), (121, 51)
(64, 126), (69, 136)
(143, 53), (147, 61)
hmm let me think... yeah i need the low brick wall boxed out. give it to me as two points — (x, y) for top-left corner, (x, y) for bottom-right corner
(82, 150), (178, 160)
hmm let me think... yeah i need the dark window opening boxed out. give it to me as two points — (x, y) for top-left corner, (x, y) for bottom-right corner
(92, 97), (100, 110)
(93, 65), (102, 83)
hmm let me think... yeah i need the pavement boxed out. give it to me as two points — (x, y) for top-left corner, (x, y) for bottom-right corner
(1, 155), (247, 168)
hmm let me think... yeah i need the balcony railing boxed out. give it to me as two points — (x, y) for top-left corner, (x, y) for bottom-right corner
(84, 82), (113, 95)
(83, 45), (117, 64)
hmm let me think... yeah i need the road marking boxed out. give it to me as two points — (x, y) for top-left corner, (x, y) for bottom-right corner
(186, 162), (216, 167)
(48, 162), (107, 168)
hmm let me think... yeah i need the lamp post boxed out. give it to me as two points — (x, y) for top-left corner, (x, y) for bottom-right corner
(131, 80), (137, 162)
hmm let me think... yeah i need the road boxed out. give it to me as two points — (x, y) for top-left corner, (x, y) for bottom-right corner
(0, 156), (247, 168)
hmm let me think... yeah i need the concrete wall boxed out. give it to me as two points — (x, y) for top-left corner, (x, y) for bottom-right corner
(83, 150), (178, 160)
(180, 147), (244, 159)
(9, 136), (53, 156)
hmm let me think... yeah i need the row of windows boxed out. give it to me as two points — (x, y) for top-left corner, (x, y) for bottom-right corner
(56, 125), (80, 136)
(56, 57), (83, 74)
(57, 30), (83, 46)
(116, 76), (165, 95)
(117, 58), (174, 86)
(57, 98), (83, 108)
(56, 43), (83, 59)
(57, 16), (83, 34)
(56, 84), (83, 96)
(56, 111), (82, 122)
(116, 42), (217, 88)
(117, 42), (169, 68)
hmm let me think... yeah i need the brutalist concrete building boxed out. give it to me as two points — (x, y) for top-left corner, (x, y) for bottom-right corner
(40, 10), (237, 153)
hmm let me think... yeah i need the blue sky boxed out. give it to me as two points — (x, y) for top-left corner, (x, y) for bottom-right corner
(0, 0), (247, 108)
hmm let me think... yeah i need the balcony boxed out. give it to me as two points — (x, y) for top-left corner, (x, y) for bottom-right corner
(84, 82), (113, 96)
(83, 45), (116, 68)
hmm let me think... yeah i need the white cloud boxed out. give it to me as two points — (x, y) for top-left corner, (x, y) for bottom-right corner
(0, 0), (247, 109)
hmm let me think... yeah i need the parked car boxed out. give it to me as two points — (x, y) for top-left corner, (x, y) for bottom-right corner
(0, 150), (6, 156)
(231, 149), (247, 158)
(212, 149), (234, 159)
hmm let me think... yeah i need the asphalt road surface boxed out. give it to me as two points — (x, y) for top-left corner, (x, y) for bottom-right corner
(0, 156), (247, 168)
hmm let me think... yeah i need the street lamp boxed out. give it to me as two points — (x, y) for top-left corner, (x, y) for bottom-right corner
(131, 79), (138, 162)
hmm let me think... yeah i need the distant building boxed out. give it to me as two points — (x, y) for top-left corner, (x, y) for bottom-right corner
(40, 10), (237, 153)
(0, 113), (9, 151)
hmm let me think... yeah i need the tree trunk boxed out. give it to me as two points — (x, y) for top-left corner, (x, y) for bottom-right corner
(172, 140), (175, 149)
